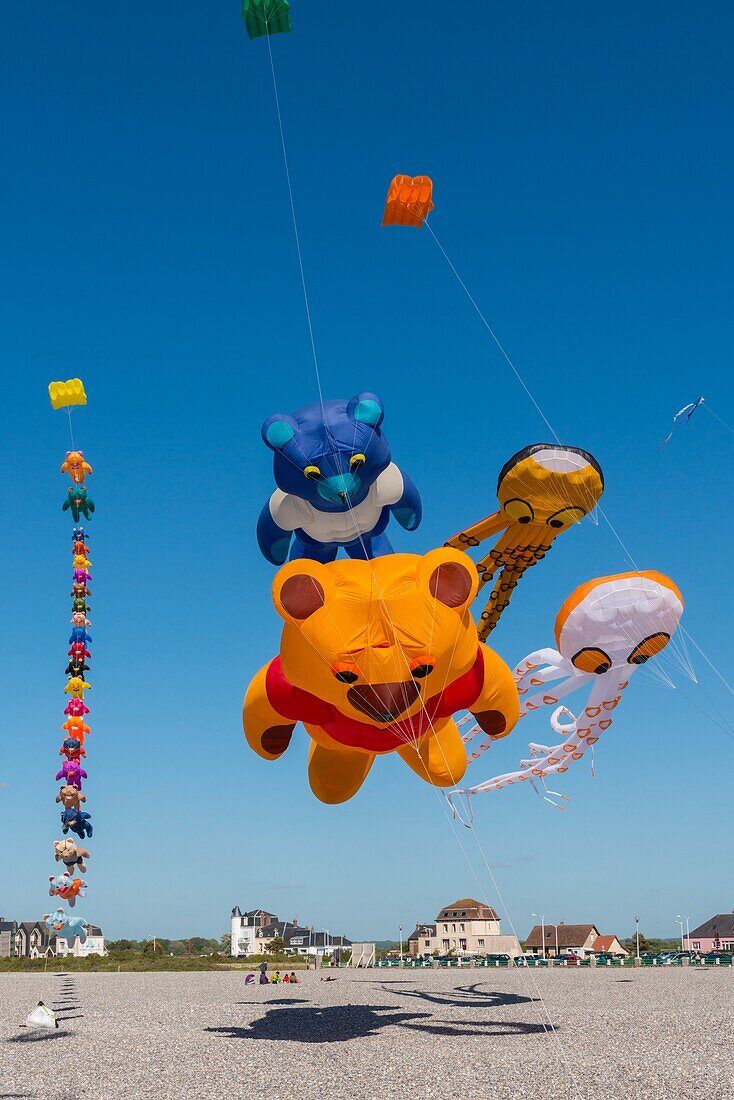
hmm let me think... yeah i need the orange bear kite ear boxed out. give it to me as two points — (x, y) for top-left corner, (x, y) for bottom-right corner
(272, 560), (335, 623)
(419, 548), (478, 611)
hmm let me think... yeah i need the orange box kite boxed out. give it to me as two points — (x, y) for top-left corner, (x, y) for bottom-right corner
(382, 175), (434, 227)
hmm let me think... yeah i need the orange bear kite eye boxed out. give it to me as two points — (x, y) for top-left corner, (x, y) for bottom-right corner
(410, 657), (435, 679)
(571, 647), (612, 675)
(627, 633), (670, 665)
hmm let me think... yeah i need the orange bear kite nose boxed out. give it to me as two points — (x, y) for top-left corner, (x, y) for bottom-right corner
(347, 681), (419, 722)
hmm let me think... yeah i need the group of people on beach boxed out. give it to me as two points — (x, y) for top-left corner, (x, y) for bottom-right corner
(245, 962), (300, 986)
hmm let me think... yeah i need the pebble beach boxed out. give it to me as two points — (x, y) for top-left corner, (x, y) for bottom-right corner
(2, 968), (732, 1099)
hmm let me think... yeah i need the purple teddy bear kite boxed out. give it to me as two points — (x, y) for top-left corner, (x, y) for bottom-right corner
(73, 569), (92, 585)
(55, 761), (88, 789)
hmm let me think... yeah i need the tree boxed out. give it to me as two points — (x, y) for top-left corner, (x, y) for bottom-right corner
(142, 939), (163, 955)
(266, 936), (286, 955)
(219, 933), (231, 956)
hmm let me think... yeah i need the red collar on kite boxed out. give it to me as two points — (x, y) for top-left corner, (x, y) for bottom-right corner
(265, 649), (485, 753)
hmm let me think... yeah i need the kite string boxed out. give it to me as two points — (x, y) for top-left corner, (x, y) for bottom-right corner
(265, 34), (326, 416)
(423, 220), (561, 445)
(703, 402), (734, 435)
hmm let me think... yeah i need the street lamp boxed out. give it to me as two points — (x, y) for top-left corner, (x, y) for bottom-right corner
(676, 915), (690, 952)
(532, 913), (546, 960)
(399, 925), (403, 967)
(635, 916), (640, 961)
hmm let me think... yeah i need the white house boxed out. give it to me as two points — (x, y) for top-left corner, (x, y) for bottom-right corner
(230, 907), (351, 958)
(55, 925), (106, 958)
(230, 908), (279, 957)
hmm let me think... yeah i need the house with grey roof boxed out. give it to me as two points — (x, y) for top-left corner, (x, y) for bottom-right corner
(684, 912), (734, 954)
(14, 922), (55, 959)
(230, 906), (351, 957)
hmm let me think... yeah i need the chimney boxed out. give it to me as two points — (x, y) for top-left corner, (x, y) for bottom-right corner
(293, 916), (298, 927)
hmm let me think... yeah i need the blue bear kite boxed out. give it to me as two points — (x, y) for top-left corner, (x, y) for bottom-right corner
(257, 393), (422, 563)
(61, 808), (93, 840)
(43, 907), (88, 946)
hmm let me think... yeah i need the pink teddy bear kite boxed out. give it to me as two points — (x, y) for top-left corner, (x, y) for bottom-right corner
(55, 761), (88, 789)
(64, 698), (90, 717)
(70, 612), (92, 628)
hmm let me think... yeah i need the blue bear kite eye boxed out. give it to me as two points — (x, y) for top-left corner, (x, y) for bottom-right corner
(265, 420), (296, 448)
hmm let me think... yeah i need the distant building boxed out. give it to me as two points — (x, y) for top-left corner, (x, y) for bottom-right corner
(230, 907), (351, 958)
(230, 908), (279, 957)
(591, 935), (627, 957)
(525, 923), (600, 957)
(55, 925), (106, 958)
(410, 898), (521, 959)
(684, 912), (734, 954)
(407, 923), (436, 957)
(14, 922), (56, 959)
(0, 919), (17, 958)
(12, 921), (105, 959)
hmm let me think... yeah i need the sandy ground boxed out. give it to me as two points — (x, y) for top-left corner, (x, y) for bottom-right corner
(1, 967), (732, 1099)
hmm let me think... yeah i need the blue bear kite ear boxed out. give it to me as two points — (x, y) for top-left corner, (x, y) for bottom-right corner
(261, 414), (298, 451)
(347, 392), (384, 429)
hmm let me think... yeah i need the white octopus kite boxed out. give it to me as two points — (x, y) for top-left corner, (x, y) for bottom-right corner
(452, 571), (684, 810)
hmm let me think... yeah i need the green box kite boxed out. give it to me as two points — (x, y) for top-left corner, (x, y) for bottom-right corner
(242, 0), (291, 40)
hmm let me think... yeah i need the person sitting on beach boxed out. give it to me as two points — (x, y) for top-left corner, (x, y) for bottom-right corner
(259, 972), (269, 984)
(272, 971), (281, 984)
(282, 973), (290, 983)
(245, 973), (255, 985)
(289, 972), (299, 983)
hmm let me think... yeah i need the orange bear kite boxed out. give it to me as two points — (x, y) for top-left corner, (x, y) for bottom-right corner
(243, 548), (519, 804)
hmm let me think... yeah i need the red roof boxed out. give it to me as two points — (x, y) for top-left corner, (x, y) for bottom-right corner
(592, 935), (626, 954)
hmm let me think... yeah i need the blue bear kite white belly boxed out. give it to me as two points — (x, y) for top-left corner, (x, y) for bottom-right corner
(268, 463), (406, 546)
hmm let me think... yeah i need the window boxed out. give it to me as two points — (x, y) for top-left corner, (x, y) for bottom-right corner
(478, 939), (485, 947)
(443, 924), (448, 933)
(692, 942), (701, 950)
(452, 924), (456, 932)
(460, 924), (465, 932)
(424, 940), (430, 948)
(459, 939), (467, 951)
(442, 939), (450, 950)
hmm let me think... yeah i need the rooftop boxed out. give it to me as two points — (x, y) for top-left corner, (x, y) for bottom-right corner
(688, 913), (734, 939)
(436, 899), (500, 921)
(525, 924), (599, 949)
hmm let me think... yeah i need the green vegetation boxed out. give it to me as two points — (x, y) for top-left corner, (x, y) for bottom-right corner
(620, 936), (680, 955)
(0, 949), (312, 973)
(107, 936), (225, 956)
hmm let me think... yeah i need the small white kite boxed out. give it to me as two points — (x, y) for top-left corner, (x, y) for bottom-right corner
(658, 397), (704, 450)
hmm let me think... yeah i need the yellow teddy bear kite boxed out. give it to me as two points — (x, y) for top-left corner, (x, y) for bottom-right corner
(243, 548), (520, 804)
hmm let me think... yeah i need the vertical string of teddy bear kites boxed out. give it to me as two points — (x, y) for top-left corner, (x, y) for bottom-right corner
(45, 379), (95, 953)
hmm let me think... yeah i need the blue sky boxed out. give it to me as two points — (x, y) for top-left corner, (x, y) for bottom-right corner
(3, 1), (732, 943)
